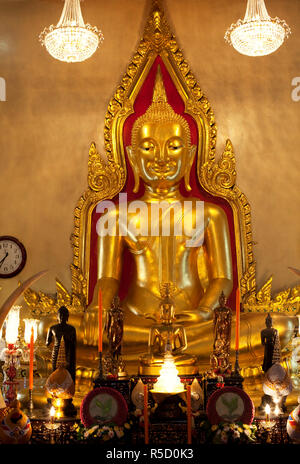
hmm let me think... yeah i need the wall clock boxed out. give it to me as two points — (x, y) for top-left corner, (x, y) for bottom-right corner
(0, 236), (27, 278)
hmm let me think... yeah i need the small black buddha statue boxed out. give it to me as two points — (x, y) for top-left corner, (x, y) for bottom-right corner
(259, 313), (283, 413)
(46, 306), (76, 382)
(261, 313), (281, 373)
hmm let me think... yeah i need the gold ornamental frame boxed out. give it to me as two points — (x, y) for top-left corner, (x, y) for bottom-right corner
(24, 0), (300, 316)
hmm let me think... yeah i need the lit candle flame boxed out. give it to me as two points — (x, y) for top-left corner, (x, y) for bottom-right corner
(50, 406), (56, 418)
(5, 306), (20, 345)
(265, 403), (271, 423)
(152, 351), (185, 394)
(265, 404), (271, 414)
(24, 319), (39, 344)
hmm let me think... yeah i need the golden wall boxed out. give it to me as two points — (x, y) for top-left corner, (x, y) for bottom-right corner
(0, 0), (299, 306)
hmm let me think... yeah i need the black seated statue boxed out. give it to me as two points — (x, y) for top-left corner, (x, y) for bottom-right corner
(46, 306), (76, 382)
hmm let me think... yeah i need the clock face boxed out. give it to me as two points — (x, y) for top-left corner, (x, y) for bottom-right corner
(0, 236), (26, 278)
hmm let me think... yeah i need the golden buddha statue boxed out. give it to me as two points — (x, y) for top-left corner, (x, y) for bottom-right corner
(83, 67), (233, 370)
(210, 292), (232, 375)
(139, 282), (197, 375)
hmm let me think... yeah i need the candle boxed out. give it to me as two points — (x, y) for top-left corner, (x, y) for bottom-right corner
(29, 326), (34, 390)
(98, 289), (103, 353)
(50, 406), (55, 424)
(235, 287), (240, 351)
(143, 384), (149, 444)
(187, 384), (192, 445)
(265, 404), (270, 424)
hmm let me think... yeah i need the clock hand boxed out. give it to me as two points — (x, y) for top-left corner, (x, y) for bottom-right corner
(0, 252), (8, 268)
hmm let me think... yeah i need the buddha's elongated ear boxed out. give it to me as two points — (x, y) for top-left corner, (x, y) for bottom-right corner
(184, 145), (196, 191)
(126, 146), (140, 193)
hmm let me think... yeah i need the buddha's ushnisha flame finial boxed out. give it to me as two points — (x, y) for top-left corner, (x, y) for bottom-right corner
(57, 337), (67, 368)
(152, 66), (168, 104)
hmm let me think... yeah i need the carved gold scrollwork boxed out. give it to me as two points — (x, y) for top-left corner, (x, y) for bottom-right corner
(87, 142), (125, 195)
(23, 279), (71, 316)
(143, 0), (172, 53)
(240, 263), (257, 305)
(243, 275), (300, 314)
(201, 139), (236, 194)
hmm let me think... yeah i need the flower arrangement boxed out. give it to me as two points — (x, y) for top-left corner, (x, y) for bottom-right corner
(199, 419), (257, 444)
(73, 420), (132, 443)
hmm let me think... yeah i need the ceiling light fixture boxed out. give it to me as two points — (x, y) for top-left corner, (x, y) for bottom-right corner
(225, 0), (291, 57)
(39, 0), (104, 63)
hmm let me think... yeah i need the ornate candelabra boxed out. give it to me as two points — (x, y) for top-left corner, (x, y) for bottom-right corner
(1, 306), (21, 406)
(2, 344), (22, 406)
(1, 308), (39, 408)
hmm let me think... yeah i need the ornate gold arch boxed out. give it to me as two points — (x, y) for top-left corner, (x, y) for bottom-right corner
(24, 0), (300, 316)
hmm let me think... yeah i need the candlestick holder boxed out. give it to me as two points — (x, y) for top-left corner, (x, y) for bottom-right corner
(225, 350), (244, 390)
(260, 418), (276, 430)
(93, 351), (104, 387)
(28, 388), (34, 412)
(2, 344), (22, 406)
(45, 419), (61, 444)
(234, 349), (241, 374)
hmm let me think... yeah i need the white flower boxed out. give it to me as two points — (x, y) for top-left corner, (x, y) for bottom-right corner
(115, 429), (124, 438)
(233, 430), (240, 439)
(221, 431), (228, 443)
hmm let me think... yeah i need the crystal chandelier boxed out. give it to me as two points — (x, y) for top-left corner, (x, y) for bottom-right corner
(225, 0), (291, 57)
(39, 0), (104, 63)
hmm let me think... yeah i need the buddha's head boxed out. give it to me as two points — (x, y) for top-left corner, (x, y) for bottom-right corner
(58, 306), (69, 324)
(126, 66), (196, 192)
(266, 313), (273, 329)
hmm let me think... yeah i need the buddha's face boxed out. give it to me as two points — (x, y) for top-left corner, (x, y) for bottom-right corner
(128, 121), (195, 190)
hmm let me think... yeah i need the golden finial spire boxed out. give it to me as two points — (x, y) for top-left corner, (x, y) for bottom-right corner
(144, 0), (171, 52)
(152, 66), (168, 104)
(57, 337), (67, 368)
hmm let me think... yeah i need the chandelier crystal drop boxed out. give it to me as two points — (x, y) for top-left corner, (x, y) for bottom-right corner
(225, 0), (291, 57)
(39, 0), (104, 63)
